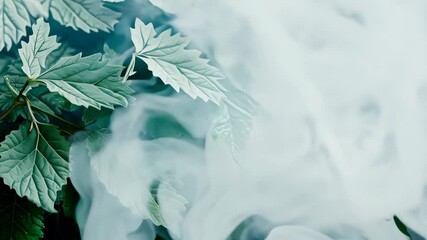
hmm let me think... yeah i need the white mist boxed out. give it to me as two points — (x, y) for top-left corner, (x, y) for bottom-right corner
(71, 0), (427, 239)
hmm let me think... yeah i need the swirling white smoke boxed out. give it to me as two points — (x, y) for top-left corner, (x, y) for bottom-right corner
(70, 0), (427, 239)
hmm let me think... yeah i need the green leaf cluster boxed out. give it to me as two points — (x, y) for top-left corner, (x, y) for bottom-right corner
(0, 5), (253, 239)
(0, 17), (132, 239)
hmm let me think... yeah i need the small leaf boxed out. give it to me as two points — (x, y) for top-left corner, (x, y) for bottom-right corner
(212, 97), (255, 160)
(86, 128), (111, 157)
(393, 215), (413, 239)
(0, 122), (70, 212)
(155, 179), (188, 237)
(37, 53), (133, 109)
(130, 18), (226, 104)
(18, 18), (60, 79)
(41, 0), (121, 33)
(0, 181), (45, 240)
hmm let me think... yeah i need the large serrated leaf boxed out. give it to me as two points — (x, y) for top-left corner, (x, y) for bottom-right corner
(0, 0), (31, 51)
(18, 18), (60, 79)
(0, 122), (69, 213)
(42, 0), (121, 33)
(37, 53), (133, 109)
(0, 181), (45, 240)
(130, 18), (226, 104)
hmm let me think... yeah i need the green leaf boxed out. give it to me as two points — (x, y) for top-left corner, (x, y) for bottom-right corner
(18, 18), (60, 79)
(0, 122), (70, 213)
(0, 0), (31, 51)
(154, 179), (188, 237)
(0, 86), (62, 123)
(141, 110), (192, 140)
(27, 87), (68, 122)
(0, 182), (45, 240)
(0, 57), (13, 75)
(6, 63), (27, 90)
(91, 140), (188, 232)
(21, 0), (48, 18)
(57, 182), (79, 218)
(45, 42), (76, 68)
(86, 128), (111, 157)
(103, 43), (118, 61)
(41, 0), (121, 33)
(212, 98), (254, 160)
(0, 78), (27, 122)
(0, 82), (16, 114)
(82, 107), (113, 128)
(92, 157), (166, 226)
(37, 53), (133, 109)
(130, 18), (226, 104)
(226, 216), (272, 240)
(393, 215), (413, 240)
(0, 71), (65, 123)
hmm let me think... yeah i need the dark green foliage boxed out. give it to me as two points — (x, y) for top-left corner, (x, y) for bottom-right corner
(394, 215), (413, 239)
(0, 181), (44, 240)
(141, 110), (193, 140)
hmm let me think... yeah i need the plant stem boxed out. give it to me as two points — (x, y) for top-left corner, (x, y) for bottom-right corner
(25, 99), (40, 133)
(30, 104), (84, 130)
(0, 79), (31, 122)
(4, 77), (18, 97)
(16, 81), (30, 101)
(0, 101), (24, 122)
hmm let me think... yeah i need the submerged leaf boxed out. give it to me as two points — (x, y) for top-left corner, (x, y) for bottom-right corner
(212, 97), (255, 160)
(130, 18), (226, 104)
(0, 122), (69, 212)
